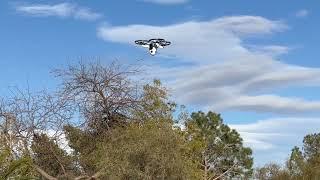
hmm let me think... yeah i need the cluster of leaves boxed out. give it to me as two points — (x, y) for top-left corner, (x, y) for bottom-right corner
(96, 120), (201, 179)
(0, 148), (34, 179)
(255, 133), (320, 179)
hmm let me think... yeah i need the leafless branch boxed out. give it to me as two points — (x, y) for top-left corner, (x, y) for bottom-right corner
(34, 165), (58, 180)
(53, 61), (142, 132)
(210, 163), (237, 180)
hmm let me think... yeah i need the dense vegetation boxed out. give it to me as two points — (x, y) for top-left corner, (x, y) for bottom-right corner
(0, 61), (319, 179)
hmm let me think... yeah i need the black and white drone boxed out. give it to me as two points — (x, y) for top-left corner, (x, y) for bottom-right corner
(135, 38), (171, 56)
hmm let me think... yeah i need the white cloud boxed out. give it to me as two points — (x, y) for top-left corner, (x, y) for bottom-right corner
(166, 60), (320, 114)
(97, 15), (320, 166)
(45, 129), (73, 154)
(16, 3), (72, 17)
(211, 16), (287, 35)
(296, 9), (309, 18)
(215, 95), (320, 114)
(229, 118), (320, 166)
(98, 16), (287, 64)
(15, 3), (101, 21)
(73, 7), (102, 21)
(97, 16), (320, 115)
(248, 45), (290, 57)
(140, 0), (189, 5)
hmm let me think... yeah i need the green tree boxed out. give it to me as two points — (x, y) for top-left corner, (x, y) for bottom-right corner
(97, 120), (201, 180)
(63, 125), (101, 176)
(287, 146), (305, 179)
(62, 78), (175, 172)
(0, 148), (34, 179)
(134, 79), (176, 122)
(185, 111), (253, 179)
(301, 133), (320, 178)
(31, 133), (74, 179)
(303, 133), (320, 163)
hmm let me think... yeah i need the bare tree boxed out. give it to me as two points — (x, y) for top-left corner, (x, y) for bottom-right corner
(0, 88), (72, 150)
(53, 61), (141, 133)
(0, 87), (73, 178)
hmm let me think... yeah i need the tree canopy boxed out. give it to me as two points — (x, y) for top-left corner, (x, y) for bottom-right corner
(185, 111), (253, 179)
(0, 61), (255, 179)
(3, 60), (320, 180)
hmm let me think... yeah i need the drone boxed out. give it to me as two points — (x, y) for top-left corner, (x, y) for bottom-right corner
(135, 38), (171, 56)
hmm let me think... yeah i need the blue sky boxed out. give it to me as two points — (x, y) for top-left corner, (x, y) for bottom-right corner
(1, 0), (320, 166)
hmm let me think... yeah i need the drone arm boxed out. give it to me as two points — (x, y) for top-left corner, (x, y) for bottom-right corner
(135, 40), (149, 46)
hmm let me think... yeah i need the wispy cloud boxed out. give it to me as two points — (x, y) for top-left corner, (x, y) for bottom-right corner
(96, 16), (320, 115)
(296, 9), (309, 18)
(139, 0), (189, 5)
(97, 16), (320, 166)
(98, 16), (287, 63)
(229, 117), (320, 165)
(15, 3), (102, 21)
(248, 45), (290, 57)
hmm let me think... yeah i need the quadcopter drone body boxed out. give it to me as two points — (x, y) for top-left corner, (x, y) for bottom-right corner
(135, 38), (171, 56)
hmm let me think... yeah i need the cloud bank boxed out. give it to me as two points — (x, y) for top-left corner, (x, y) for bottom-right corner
(97, 16), (320, 165)
(230, 117), (320, 165)
(97, 16), (320, 115)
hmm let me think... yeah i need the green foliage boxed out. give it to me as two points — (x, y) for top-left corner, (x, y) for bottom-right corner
(62, 79), (180, 178)
(185, 111), (253, 179)
(287, 146), (305, 178)
(0, 148), (35, 179)
(303, 133), (320, 163)
(97, 120), (202, 180)
(134, 79), (176, 122)
(301, 133), (320, 178)
(63, 125), (101, 175)
(31, 133), (73, 178)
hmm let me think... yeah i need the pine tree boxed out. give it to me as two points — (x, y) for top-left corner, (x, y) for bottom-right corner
(185, 111), (253, 179)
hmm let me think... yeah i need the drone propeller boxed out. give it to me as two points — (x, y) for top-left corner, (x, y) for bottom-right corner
(159, 41), (171, 46)
(149, 38), (165, 42)
(135, 40), (149, 45)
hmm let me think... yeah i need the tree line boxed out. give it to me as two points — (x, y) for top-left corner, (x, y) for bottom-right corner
(254, 133), (320, 179)
(0, 61), (319, 179)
